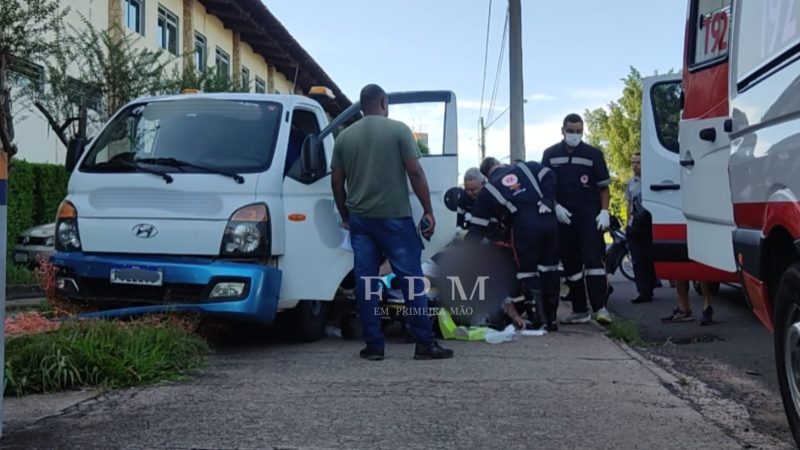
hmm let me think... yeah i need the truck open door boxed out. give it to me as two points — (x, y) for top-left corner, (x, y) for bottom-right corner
(678, 0), (738, 279)
(279, 91), (458, 306)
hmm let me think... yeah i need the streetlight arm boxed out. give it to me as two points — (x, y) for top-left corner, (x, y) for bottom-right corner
(485, 106), (510, 129)
(485, 99), (526, 130)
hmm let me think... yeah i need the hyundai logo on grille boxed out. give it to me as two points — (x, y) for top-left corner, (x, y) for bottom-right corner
(132, 223), (159, 239)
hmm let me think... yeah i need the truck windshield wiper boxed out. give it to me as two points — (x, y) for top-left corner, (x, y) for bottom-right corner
(135, 157), (245, 184)
(115, 160), (174, 184)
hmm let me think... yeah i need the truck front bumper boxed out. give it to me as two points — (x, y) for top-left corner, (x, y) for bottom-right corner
(50, 252), (281, 325)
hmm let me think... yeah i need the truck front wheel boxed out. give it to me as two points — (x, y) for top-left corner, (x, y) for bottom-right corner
(286, 300), (329, 343)
(774, 263), (800, 447)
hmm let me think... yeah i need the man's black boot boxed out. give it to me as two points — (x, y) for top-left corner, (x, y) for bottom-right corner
(543, 296), (559, 332)
(414, 341), (454, 360)
(630, 292), (653, 304)
(526, 289), (547, 330)
(359, 347), (384, 361)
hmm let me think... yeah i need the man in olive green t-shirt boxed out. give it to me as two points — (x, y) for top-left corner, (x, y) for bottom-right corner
(331, 83), (453, 362)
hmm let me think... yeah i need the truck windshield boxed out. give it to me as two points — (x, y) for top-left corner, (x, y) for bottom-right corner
(80, 98), (283, 174)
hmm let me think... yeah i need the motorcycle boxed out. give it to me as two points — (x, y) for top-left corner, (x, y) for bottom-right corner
(604, 215), (635, 282)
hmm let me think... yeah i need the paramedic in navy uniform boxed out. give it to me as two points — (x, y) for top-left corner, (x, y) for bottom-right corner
(468, 157), (561, 332)
(542, 113), (613, 325)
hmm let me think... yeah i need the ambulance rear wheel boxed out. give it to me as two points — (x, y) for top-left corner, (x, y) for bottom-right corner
(774, 263), (800, 447)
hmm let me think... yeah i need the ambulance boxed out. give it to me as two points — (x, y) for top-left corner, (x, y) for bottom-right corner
(643, 1), (800, 443)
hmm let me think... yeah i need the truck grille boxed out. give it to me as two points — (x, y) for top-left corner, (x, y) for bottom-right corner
(77, 278), (209, 305)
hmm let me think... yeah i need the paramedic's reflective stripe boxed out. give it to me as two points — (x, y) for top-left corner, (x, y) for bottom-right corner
(585, 268), (606, 276)
(469, 216), (490, 227)
(537, 264), (560, 272)
(537, 167), (551, 182)
(566, 271), (583, 281)
(484, 183), (518, 214)
(571, 157), (594, 167)
(597, 178), (611, 187)
(457, 207), (467, 214)
(549, 156), (569, 166)
(515, 162), (543, 198)
(517, 272), (539, 279)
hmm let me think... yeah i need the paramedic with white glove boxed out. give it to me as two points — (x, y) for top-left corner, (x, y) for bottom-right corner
(468, 156), (561, 332)
(541, 113), (613, 325)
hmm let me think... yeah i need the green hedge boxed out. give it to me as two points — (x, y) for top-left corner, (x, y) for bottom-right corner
(6, 159), (69, 262)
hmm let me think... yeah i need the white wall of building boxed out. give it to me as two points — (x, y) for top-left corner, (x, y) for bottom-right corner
(13, 0), (306, 165)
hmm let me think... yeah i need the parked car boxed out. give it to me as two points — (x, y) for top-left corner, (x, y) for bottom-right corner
(13, 222), (55, 267)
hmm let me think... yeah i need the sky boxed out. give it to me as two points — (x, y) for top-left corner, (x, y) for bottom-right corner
(264, 0), (687, 178)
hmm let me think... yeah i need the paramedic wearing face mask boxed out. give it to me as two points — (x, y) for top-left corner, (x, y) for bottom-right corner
(541, 113), (613, 325)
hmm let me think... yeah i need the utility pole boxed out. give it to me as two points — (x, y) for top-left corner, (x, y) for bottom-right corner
(479, 116), (486, 160)
(509, 0), (525, 162)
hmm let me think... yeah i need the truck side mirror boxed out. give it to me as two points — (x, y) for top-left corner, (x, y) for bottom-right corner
(65, 137), (86, 173)
(300, 134), (324, 181)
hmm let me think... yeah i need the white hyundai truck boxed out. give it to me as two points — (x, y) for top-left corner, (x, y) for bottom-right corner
(51, 89), (459, 342)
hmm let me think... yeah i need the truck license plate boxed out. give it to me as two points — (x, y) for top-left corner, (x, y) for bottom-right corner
(14, 252), (28, 263)
(110, 265), (163, 286)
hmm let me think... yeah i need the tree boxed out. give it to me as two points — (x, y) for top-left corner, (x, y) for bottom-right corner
(163, 65), (237, 94)
(0, 0), (68, 157)
(584, 67), (644, 220)
(34, 18), (173, 147)
(417, 139), (430, 155)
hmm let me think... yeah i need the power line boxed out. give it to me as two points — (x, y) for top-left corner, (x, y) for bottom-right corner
(487, 6), (509, 127)
(478, 0), (493, 120)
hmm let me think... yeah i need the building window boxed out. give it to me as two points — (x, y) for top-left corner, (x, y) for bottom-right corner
(157, 6), (179, 55)
(125, 0), (144, 35)
(194, 32), (207, 71)
(241, 66), (250, 91)
(255, 76), (265, 93)
(66, 77), (102, 112)
(215, 47), (230, 78)
(9, 58), (44, 94)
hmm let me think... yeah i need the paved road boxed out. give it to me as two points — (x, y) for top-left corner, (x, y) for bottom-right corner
(1, 303), (792, 449)
(606, 273), (792, 444)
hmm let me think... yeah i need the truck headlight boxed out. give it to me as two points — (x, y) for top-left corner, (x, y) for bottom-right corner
(220, 204), (270, 257)
(55, 201), (82, 252)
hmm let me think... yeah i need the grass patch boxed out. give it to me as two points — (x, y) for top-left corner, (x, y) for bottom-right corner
(6, 263), (37, 286)
(4, 318), (210, 396)
(605, 318), (647, 347)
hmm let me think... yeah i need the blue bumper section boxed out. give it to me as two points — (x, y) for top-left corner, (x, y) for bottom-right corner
(51, 252), (281, 325)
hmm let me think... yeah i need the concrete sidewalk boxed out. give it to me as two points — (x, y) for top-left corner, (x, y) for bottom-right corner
(1, 304), (790, 450)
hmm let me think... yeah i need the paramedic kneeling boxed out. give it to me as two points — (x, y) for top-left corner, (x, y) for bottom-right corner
(542, 113), (613, 325)
(456, 167), (486, 229)
(468, 156), (561, 332)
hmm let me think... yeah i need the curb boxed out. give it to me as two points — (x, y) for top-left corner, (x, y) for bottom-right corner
(5, 297), (47, 312)
(593, 319), (793, 448)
